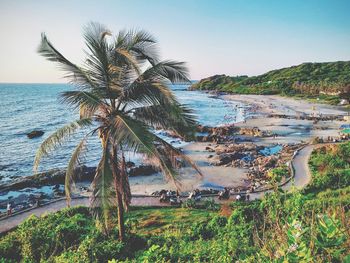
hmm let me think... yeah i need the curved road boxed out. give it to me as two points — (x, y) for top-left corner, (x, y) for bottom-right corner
(287, 144), (315, 190)
(0, 144), (321, 234)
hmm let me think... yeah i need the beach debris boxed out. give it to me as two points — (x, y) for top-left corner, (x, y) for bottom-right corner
(259, 145), (283, 156)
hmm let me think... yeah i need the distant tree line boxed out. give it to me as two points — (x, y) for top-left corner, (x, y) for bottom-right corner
(190, 61), (350, 102)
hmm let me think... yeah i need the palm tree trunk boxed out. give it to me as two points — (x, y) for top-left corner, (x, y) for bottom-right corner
(116, 191), (125, 241)
(111, 144), (126, 241)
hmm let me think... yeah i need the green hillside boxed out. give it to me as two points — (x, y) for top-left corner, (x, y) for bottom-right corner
(190, 61), (350, 104)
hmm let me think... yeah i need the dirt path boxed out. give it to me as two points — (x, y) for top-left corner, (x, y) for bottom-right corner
(0, 143), (327, 234)
(288, 145), (315, 190)
(248, 144), (319, 200)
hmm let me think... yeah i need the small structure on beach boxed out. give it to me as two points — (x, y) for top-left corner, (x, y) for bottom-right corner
(340, 124), (350, 129)
(341, 128), (350, 135)
(344, 116), (350, 121)
(196, 181), (225, 191)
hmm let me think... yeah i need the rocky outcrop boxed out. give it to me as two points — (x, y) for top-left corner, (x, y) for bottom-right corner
(0, 166), (95, 192)
(0, 163), (159, 193)
(211, 152), (246, 166)
(239, 127), (262, 137)
(27, 130), (44, 139)
(238, 127), (274, 137)
(214, 143), (263, 155)
(196, 124), (239, 143)
(128, 165), (158, 177)
(205, 142), (305, 191)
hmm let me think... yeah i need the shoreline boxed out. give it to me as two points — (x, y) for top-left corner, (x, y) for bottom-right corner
(1, 93), (349, 212)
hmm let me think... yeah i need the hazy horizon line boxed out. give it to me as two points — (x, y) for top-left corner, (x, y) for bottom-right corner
(1, 59), (350, 85)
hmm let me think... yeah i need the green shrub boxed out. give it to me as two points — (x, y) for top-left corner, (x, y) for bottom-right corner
(0, 232), (21, 261)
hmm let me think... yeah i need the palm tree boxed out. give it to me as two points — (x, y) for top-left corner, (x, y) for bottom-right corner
(34, 22), (202, 240)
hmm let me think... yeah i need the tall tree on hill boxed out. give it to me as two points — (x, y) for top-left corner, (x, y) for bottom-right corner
(34, 22), (202, 240)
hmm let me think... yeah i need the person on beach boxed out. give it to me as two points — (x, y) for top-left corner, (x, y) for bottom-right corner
(7, 203), (12, 216)
(176, 190), (180, 202)
(160, 193), (166, 202)
(235, 194), (241, 202)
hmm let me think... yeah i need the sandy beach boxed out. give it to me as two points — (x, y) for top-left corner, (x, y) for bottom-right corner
(224, 94), (348, 144)
(129, 94), (349, 194)
(130, 142), (248, 195)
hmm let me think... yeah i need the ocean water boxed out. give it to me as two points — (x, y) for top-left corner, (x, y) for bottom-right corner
(0, 83), (247, 182)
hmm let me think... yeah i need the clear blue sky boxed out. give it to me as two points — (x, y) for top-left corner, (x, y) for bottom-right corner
(0, 0), (349, 83)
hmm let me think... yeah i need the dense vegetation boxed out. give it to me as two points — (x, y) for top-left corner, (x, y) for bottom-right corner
(190, 61), (350, 104)
(1, 142), (349, 262)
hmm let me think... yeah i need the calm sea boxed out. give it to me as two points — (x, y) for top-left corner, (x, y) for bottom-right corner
(0, 83), (247, 182)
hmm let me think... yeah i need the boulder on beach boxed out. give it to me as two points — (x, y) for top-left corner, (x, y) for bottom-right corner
(128, 165), (158, 177)
(212, 152), (245, 166)
(27, 130), (44, 139)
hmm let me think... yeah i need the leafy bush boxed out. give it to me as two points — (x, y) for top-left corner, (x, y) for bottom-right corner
(307, 142), (350, 193)
(203, 198), (220, 211)
(0, 232), (21, 261)
(182, 198), (196, 208)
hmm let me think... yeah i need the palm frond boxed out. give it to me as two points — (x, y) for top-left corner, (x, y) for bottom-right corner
(116, 29), (159, 65)
(65, 137), (88, 206)
(142, 60), (191, 84)
(120, 81), (176, 108)
(132, 103), (197, 138)
(109, 146), (132, 211)
(110, 113), (182, 188)
(156, 136), (203, 178)
(60, 90), (107, 117)
(38, 33), (97, 90)
(83, 22), (112, 90)
(33, 118), (93, 172)
(114, 47), (141, 77)
(90, 139), (115, 233)
(110, 113), (156, 154)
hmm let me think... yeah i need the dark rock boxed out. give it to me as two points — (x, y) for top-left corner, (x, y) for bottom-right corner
(128, 165), (158, 177)
(126, 161), (135, 168)
(205, 146), (215, 152)
(27, 130), (44, 139)
(0, 166), (96, 192)
(214, 152), (245, 166)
